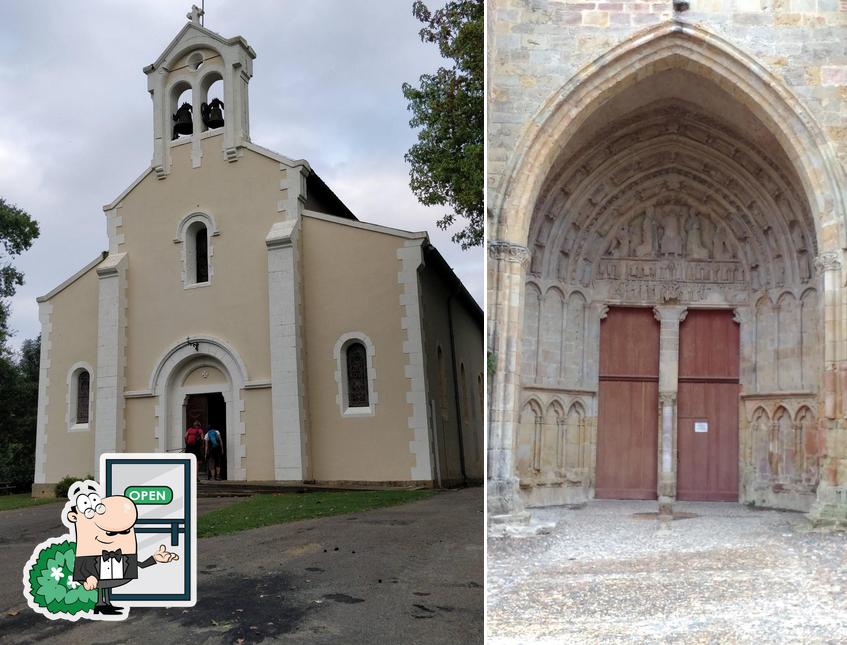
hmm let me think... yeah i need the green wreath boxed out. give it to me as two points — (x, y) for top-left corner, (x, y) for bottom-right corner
(26, 540), (98, 615)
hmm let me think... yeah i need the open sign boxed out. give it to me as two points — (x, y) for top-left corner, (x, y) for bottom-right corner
(124, 485), (173, 505)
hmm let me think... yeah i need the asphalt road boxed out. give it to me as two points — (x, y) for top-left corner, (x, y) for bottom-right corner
(0, 488), (483, 644)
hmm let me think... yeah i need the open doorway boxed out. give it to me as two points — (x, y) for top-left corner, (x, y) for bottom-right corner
(185, 392), (227, 480)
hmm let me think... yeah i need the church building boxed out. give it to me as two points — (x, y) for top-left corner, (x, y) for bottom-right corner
(488, 4), (847, 525)
(32, 9), (483, 492)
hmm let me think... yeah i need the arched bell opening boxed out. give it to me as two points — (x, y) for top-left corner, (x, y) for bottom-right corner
(200, 73), (225, 133)
(170, 82), (194, 140)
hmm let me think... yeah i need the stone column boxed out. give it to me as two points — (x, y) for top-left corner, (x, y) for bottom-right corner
(487, 240), (529, 519)
(653, 305), (687, 516)
(734, 307), (755, 501)
(809, 251), (847, 526)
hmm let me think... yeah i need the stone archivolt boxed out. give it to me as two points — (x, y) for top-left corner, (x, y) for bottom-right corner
(528, 104), (816, 297)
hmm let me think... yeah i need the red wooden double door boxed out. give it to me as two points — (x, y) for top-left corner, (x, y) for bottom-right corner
(595, 308), (740, 501)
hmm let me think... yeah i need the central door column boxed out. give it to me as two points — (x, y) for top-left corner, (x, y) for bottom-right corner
(654, 306), (687, 516)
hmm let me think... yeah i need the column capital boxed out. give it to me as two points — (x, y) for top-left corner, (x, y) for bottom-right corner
(815, 251), (841, 272)
(488, 240), (530, 267)
(659, 391), (677, 406)
(653, 305), (688, 324)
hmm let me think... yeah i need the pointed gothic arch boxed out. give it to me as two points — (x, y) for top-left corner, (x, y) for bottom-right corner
(488, 21), (844, 518)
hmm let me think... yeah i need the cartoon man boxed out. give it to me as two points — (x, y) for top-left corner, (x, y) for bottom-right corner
(66, 481), (179, 616)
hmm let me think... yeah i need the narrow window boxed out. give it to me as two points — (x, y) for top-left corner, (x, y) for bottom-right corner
(76, 371), (90, 425)
(437, 346), (448, 421)
(346, 342), (369, 408)
(195, 226), (209, 283)
(460, 363), (469, 426)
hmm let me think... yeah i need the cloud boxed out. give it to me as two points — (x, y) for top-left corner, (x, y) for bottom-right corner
(0, 1), (480, 350)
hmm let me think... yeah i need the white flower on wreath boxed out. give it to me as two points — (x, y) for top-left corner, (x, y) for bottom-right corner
(67, 578), (80, 589)
(50, 566), (64, 581)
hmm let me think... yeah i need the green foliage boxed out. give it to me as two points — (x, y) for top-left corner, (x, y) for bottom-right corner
(0, 336), (41, 489)
(199, 489), (436, 537)
(55, 474), (93, 500)
(402, 0), (483, 250)
(0, 197), (38, 345)
(27, 540), (98, 615)
(0, 197), (39, 490)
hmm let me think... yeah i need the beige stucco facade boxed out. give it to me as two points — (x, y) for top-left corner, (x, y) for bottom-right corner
(32, 16), (482, 493)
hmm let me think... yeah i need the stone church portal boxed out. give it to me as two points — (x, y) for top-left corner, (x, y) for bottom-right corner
(488, 23), (847, 526)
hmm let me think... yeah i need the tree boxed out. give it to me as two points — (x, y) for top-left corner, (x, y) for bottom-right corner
(402, 0), (483, 250)
(0, 197), (40, 489)
(0, 336), (40, 488)
(0, 198), (39, 344)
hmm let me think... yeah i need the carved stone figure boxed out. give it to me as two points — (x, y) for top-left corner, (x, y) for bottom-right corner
(634, 215), (655, 258)
(659, 214), (683, 257)
(685, 214), (710, 260)
(712, 224), (735, 260)
(562, 223), (579, 252)
(579, 259), (592, 287)
(530, 243), (543, 276)
(557, 250), (570, 282)
(798, 251), (812, 283)
(765, 226), (782, 258)
(750, 265), (761, 291)
(605, 223), (630, 258)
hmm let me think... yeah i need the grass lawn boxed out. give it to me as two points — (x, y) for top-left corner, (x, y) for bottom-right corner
(199, 489), (435, 537)
(0, 494), (61, 512)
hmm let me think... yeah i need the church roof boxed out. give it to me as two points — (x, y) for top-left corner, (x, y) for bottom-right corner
(37, 252), (108, 303)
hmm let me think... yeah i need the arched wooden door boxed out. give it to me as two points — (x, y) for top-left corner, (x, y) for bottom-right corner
(596, 307), (660, 499)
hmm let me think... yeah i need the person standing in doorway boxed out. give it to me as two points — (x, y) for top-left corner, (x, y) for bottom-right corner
(205, 426), (224, 480)
(184, 420), (205, 479)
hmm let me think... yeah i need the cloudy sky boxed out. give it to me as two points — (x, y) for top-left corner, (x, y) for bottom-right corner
(0, 0), (482, 352)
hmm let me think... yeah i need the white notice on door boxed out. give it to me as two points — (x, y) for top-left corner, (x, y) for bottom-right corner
(694, 421), (709, 433)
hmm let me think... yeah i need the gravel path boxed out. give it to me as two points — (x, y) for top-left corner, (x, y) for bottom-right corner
(488, 500), (847, 644)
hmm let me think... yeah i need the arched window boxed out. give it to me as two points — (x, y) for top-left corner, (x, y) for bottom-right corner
(176, 213), (216, 288)
(437, 345), (448, 423)
(76, 371), (90, 424)
(346, 342), (369, 408)
(68, 363), (94, 431)
(333, 333), (377, 416)
(460, 362), (470, 427)
(195, 225), (208, 283)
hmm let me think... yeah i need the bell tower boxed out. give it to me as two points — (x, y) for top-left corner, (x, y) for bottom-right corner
(144, 5), (256, 178)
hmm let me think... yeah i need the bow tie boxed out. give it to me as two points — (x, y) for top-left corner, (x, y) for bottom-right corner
(101, 549), (123, 562)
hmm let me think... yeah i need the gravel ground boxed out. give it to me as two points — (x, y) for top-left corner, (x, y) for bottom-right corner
(487, 500), (847, 644)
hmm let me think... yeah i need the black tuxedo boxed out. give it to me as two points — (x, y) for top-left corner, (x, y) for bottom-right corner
(73, 552), (156, 589)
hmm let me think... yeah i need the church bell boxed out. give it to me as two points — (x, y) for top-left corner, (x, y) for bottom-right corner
(172, 102), (194, 138)
(201, 98), (225, 130)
